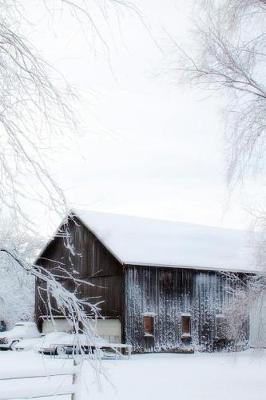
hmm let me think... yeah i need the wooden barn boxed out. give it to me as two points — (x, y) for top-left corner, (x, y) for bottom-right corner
(35, 209), (256, 352)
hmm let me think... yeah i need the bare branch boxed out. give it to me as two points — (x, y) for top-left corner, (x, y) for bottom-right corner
(170, 0), (266, 186)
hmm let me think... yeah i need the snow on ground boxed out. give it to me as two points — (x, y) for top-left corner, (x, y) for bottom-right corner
(0, 350), (266, 400)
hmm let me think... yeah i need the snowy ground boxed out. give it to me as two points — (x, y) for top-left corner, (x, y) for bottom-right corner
(0, 350), (266, 400)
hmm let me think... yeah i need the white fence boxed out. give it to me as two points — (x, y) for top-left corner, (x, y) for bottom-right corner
(0, 363), (79, 400)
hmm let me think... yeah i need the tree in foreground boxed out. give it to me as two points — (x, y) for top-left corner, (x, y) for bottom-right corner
(0, 0), (132, 348)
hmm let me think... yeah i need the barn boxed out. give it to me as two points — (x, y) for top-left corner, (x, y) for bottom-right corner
(35, 209), (256, 352)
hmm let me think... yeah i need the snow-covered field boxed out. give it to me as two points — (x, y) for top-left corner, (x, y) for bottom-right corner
(0, 350), (266, 400)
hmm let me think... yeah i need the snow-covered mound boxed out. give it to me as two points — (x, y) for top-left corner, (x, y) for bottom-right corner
(73, 209), (259, 273)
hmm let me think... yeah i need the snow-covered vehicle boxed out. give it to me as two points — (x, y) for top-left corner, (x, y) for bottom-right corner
(0, 322), (41, 350)
(38, 331), (132, 358)
(14, 332), (68, 352)
(38, 331), (103, 356)
(14, 334), (46, 351)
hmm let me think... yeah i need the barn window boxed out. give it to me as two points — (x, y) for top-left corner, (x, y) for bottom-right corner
(181, 314), (191, 338)
(143, 315), (154, 337)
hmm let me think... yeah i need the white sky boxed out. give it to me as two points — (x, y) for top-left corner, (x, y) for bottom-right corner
(21, 0), (261, 234)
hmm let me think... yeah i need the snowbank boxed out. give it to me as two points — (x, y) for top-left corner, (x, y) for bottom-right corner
(1, 350), (266, 400)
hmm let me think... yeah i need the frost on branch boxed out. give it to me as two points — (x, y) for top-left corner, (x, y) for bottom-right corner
(1, 246), (102, 349)
(0, 226), (42, 327)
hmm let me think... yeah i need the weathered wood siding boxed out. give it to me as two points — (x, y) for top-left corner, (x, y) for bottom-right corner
(124, 266), (249, 352)
(35, 217), (123, 327)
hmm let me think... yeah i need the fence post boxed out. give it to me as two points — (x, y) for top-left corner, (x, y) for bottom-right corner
(71, 359), (78, 400)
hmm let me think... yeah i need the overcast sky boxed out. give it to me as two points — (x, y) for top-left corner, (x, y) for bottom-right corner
(21, 0), (261, 235)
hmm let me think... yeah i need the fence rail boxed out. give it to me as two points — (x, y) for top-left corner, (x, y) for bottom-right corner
(0, 363), (78, 400)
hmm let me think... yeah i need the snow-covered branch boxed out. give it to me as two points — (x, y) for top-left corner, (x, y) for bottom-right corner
(170, 0), (266, 186)
(0, 248), (102, 342)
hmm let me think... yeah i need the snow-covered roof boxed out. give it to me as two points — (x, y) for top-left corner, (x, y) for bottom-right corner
(72, 209), (260, 274)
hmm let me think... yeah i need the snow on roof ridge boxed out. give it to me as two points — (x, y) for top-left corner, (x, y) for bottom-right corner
(71, 208), (250, 235)
(71, 208), (258, 273)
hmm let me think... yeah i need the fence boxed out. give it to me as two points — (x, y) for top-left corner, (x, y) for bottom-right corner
(0, 362), (79, 400)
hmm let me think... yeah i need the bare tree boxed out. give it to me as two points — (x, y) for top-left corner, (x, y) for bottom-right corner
(173, 0), (266, 186)
(171, 0), (266, 347)
(0, 0), (134, 350)
(0, 0), (135, 228)
(0, 224), (42, 327)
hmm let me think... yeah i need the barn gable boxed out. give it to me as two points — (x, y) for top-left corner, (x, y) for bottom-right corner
(35, 215), (123, 331)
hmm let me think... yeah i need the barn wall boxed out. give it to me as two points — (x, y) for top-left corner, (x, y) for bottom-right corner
(124, 266), (249, 352)
(249, 292), (266, 348)
(35, 217), (123, 327)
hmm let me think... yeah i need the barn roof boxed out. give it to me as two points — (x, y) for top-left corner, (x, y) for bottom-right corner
(72, 209), (260, 274)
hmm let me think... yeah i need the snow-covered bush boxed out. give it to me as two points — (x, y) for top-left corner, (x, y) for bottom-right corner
(0, 253), (34, 328)
(0, 224), (43, 328)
